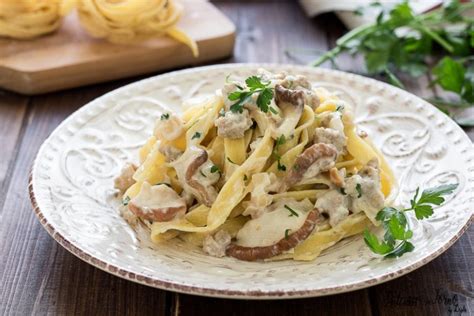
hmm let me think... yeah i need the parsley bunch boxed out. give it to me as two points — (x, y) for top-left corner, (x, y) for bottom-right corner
(364, 183), (457, 258)
(228, 76), (275, 114)
(313, 0), (474, 126)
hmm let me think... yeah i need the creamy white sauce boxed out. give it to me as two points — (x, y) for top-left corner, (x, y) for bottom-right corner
(236, 199), (313, 247)
(131, 182), (185, 215)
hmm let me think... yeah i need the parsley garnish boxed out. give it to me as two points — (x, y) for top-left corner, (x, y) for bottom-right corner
(273, 135), (287, 172)
(336, 104), (345, 112)
(339, 187), (347, 195)
(218, 109), (226, 117)
(192, 132), (201, 140)
(199, 170), (207, 178)
(160, 113), (170, 120)
(356, 183), (362, 198)
(312, 1), (474, 126)
(244, 174), (248, 181)
(228, 76), (274, 114)
(227, 157), (236, 164)
(210, 165), (220, 174)
(277, 161), (287, 171)
(284, 204), (299, 217)
(285, 229), (291, 240)
(364, 184), (457, 258)
(122, 196), (130, 206)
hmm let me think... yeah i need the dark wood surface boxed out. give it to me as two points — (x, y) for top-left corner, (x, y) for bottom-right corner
(0, 1), (472, 315)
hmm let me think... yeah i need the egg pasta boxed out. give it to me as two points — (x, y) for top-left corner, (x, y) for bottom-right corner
(115, 69), (397, 261)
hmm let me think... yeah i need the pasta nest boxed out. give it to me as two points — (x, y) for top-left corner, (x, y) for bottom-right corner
(0, 0), (63, 39)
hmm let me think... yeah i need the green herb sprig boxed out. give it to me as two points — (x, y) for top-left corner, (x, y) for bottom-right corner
(312, 0), (474, 126)
(284, 204), (299, 217)
(364, 184), (457, 258)
(228, 76), (275, 114)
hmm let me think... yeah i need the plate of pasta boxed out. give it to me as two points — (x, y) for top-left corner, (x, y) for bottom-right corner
(29, 64), (473, 298)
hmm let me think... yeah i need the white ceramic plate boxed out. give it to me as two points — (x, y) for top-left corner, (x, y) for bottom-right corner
(29, 64), (474, 299)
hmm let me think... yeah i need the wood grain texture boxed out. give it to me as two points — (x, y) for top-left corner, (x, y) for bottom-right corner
(0, 0), (472, 315)
(0, 0), (235, 95)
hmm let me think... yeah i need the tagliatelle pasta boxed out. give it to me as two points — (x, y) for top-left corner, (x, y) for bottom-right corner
(115, 69), (397, 262)
(0, 0), (63, 39)
(62, 0), (198, 56)
(0, 0), (198, 56)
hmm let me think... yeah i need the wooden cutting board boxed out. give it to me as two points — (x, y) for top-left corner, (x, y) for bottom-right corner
(0, 1), (235, 95)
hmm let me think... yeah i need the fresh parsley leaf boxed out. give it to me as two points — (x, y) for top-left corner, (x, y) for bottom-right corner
(284, 204), (299, 217)
(192, 132), (201, 140)
(227, 76), (275, 114)
(356, 183), (362, 198)
(408, 183), (458, 219)
(246, 76), (269, 89)
(365, 183), (457, 259)
(256, 88), (274, 113)
(363, 230), (393, 255)
(122, 196), (131, 206)
(160, 113), (170, 120)
(285, 229), (291, 240)
(433, 57), (465, 94)
(210, 165), (220, 173)
(385, 241), (415, 258)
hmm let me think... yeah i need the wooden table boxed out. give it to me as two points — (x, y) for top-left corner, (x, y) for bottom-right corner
(1, 1), (472, 315)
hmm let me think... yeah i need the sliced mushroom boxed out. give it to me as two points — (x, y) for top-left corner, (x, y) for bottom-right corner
(226, 209), (318, 261)
(128, 182), (186, 222)
(171, 146), (220, 207)
(273, 84), (305, 137)
(279, 143), (337, 192)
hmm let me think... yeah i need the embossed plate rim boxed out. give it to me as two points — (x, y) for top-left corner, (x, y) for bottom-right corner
(29, 63), (474, 299)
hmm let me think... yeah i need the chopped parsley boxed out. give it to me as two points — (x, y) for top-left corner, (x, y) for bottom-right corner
(285, 229), (291, 240)
(122, 196), (130, 206)
(273, 134), (287, 172)
(277, 161), (287, 171)
(160, 113), (170, 120)
(336, 104), (345, 112)
(244, 174), (248, 181)
(356, 183), (362, 198)
(192, 132), (201, 140)
(227, 157), (236, 164)
(284, 204), (299, 217)
(339, 187), (347, 195)
(210, 165), (220, 174)
(219, 108), (226, 117)
(199, 170), (207, 178)
(228, 76), (274, 114)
